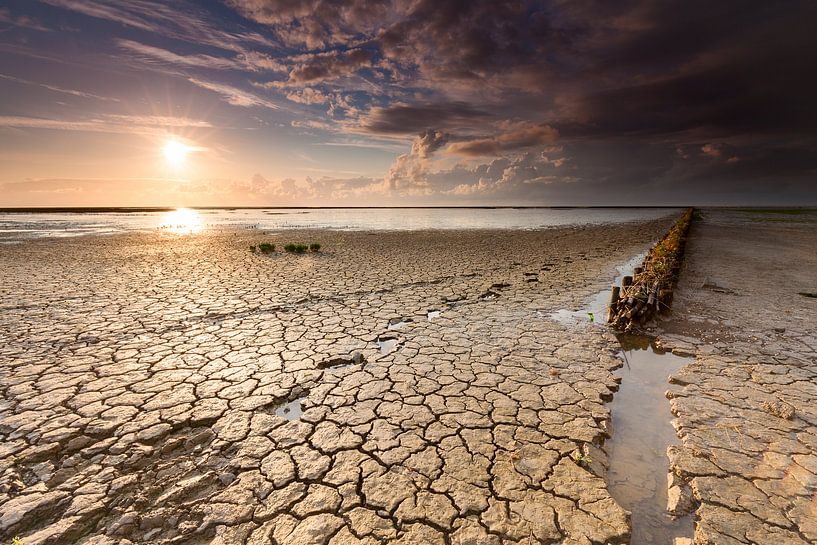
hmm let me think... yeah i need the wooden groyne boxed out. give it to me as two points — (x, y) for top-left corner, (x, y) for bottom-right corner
(607, 208), (694, 331)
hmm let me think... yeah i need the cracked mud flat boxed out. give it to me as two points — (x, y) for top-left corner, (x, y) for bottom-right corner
(660, 209), (817, 545)
(1, 215), (689, 545)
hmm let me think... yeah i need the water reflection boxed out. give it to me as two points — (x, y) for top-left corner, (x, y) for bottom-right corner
(160, 208), (202, 234)
(607, 335), (694, 545)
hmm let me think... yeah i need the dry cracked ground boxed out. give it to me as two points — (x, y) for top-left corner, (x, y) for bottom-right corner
(659, 209), (817, 545)
(1, 211), (815, 545)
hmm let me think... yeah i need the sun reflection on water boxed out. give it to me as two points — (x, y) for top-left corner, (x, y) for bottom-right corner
(160, 208), (203, 234)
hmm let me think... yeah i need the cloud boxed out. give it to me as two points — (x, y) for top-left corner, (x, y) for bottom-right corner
(0, 8), (51, 31)
(41, 0), (276, 51)
(361, 103), (489, 135)
(187, 78), (279, 109)
(411, 129), (447, 158)
(0, 73), (119, 102)
(285, 88), (330, 104)
(118, 39), (239, 70)
(384, 129), (447, 193)
(7, 0), (817, 205)
(0, 114), (212, 133)
(117, 39), (287, 73)
(225, 0), (395, 49)
(287, 48), (375, 84)
(448, 123), (559, 156)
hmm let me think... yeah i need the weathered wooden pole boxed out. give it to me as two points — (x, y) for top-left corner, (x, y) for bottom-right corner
(607, 286), (621, 322)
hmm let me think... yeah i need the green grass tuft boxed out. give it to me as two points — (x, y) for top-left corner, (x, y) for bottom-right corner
(309, 243), (321, 252)
(284, 243), (308, 253)
(258, 243), (275, 253)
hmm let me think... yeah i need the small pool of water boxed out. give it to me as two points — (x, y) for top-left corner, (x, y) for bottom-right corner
(549, 251), (647, 326)
(377, 336), (400, 355)
(606, 335), (694, 545)
(388, 318), (413, 330)
(274, 397), (305, 420)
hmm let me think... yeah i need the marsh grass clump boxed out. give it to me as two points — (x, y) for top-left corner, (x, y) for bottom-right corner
(284, 243), (308, 253)
(309, 243), (321, 252)
(258, 243), (275, 253)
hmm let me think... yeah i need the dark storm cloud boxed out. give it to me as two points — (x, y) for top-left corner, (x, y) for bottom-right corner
(231, 0), (817, 133)
(360, 103), (490, 135)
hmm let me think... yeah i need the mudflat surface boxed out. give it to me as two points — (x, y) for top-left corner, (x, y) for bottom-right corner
(0, 219), (673, 545)
(660, 209), (817, 545)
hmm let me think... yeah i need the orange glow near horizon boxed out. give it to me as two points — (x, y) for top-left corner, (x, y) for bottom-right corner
(159, 207), (202, 234)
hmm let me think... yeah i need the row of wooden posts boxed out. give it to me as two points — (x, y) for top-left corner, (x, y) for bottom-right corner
(607, 208), (693, 331)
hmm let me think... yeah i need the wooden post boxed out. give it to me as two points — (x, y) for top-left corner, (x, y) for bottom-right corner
(607, 286), (620, 322)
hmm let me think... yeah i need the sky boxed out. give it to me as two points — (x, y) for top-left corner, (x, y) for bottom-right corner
(0, 0), (815, 207)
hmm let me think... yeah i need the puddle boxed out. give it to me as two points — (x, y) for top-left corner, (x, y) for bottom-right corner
(274, 397), (305, 420)
(388, 317), (413, 330)
(427, 309), (441, 321)
(377, 336), (400, 355)
(606, 334), (694, 545)
(550, 251), (647, 326)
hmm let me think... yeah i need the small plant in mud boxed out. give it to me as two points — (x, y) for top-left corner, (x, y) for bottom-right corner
(570, 450), (593, 467)
(309, 242), (321, 252)
(249, 245), (256, 252)
(13, 537), (25, 545)
(258, 243), (275, 253)
(284, 243), (308, 253)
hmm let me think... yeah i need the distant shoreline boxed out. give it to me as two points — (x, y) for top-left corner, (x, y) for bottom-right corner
(1, 205), (811, 214)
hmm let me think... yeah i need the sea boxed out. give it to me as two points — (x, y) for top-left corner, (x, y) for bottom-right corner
(0, 207), (679, 243)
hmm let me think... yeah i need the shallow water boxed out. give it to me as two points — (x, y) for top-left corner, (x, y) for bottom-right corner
(274, 398), (304, 420)
(377, 337), (399, 355)
(607, 336), (694, 545)
(0, 207), (677, 242)
(548, 250), (694, 542)
(549, 250), (648, 326)
(388, 318), (412, 330)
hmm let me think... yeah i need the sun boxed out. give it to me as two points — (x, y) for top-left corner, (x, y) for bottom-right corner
(162, 138), (191, 166)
